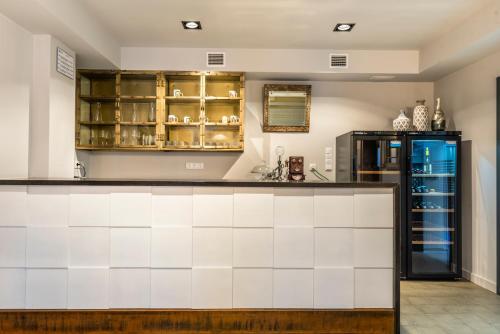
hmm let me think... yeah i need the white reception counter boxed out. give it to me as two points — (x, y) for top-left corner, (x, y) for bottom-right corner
(0, 179), (399, 333)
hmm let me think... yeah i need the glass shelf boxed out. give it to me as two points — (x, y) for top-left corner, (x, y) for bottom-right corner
(164, 122), (201, 126)
(412, 174), (456, 177)
(412, 192), (455, 196)
(79, 95), (117, 101)
(165, 96), (201, 102)
(411, 209), (455, 213)
(204, 122), (241, 127)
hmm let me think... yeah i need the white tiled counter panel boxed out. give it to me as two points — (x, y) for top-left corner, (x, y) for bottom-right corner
(0, 185), (395, 310)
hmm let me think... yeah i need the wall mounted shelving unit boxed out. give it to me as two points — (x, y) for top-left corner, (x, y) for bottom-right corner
(76, 70), (245, 152)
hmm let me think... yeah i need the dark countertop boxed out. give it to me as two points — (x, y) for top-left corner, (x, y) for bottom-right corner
(0, 178), (398, 188)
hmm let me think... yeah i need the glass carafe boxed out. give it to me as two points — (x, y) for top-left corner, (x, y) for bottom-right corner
(131, 103), (138, 123)
(93, 102), (102, 123)
(148, 102), (155, 122)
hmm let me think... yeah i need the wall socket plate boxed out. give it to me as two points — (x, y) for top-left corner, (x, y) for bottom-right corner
(186, 162), (204, 170)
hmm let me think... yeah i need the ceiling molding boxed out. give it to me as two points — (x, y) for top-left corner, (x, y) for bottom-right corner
(0, 0), (121, 68)
(419, 0), (500, 80)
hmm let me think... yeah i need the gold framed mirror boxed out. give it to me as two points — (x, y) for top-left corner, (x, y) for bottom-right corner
(263, 84), (311, 132)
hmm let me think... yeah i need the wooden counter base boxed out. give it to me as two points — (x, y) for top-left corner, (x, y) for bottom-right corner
(0, 309), (395, 334)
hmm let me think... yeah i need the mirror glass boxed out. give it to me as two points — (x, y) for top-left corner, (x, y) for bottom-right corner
(263, 84), (311, 132)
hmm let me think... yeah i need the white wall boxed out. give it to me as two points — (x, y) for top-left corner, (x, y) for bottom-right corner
(435, 49), (499, 292)
(85, 80), (433, 179)
(121, 47), (419, 76)
(0, 13), (32, 178)
(29, 35), (75, 178)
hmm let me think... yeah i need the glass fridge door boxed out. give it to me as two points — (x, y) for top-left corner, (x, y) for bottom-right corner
(353, 136), (403, 183)
(409, 138), (458, 276)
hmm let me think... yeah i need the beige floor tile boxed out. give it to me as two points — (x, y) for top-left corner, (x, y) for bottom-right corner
(401, 281), (500, 333)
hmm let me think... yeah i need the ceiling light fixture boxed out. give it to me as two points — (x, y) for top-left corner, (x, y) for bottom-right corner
(182, 21), (202, 30)
(333, 23), (355, 32)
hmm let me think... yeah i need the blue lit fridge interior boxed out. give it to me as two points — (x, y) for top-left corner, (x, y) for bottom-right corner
(410, 139), (457, 274)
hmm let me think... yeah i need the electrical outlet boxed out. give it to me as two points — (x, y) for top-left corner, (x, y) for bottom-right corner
(186, 162), (204, 170)
(309, 163), (317, 171)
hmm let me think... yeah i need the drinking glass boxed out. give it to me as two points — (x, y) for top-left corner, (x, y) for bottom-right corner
(121, 127), (129, 145)
(99, 129), (105, 146)
(131, 126), (139, 145)
(90, 129), (97, 146)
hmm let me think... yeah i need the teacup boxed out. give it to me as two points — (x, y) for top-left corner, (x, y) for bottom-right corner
(168, 115), (178, 123)
(173, 89), (183, 97)
(228, 90), (238, 98)
(184, 116), (192, 124)
(229, 115), (239, 123)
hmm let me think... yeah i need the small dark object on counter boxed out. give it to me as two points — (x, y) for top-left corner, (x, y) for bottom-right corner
(288, 156), (305, 181)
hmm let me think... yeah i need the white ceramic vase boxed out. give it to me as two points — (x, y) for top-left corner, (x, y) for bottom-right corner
(413, 100), (429, 131)
(393, 109), (411, 131)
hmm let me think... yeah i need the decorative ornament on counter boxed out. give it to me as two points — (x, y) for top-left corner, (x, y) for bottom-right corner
(431, 97), (446, 131)
(269, 146), (286, 181)
(413, 100), (429, 131)
(288, 156), (306, 181)
(392, 109), (411, 131)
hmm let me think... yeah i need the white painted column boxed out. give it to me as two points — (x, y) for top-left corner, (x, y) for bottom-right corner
(29, 35), (75, 178)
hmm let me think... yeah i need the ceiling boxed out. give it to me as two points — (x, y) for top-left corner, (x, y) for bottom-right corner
(81, 0), (489, 49)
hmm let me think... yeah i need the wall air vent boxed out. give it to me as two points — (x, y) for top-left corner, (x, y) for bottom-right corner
(207, 52), (225, 67)
(329, 54), (348, 69)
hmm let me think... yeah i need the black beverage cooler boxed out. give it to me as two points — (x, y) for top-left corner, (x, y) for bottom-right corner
(336, 131), (461, 279)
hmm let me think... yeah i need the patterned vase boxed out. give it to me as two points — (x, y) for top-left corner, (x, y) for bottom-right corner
(393, 109), (411, 131)
(413, 100), (429, 131)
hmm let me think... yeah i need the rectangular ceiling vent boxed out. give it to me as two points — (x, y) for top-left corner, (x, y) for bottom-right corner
(207, 52), (225, 67)
(329, 53), (348, 69)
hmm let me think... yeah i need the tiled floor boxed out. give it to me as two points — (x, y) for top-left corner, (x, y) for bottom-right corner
(401, 280), (500, 333)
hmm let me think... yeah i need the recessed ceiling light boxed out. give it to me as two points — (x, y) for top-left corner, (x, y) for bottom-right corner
(182, 21), (201, 30)
(334, 23), (355, 32)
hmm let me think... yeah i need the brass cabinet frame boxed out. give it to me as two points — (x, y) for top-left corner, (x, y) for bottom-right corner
(263, 84), (311, 133)
(75, 70), (245, 152)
